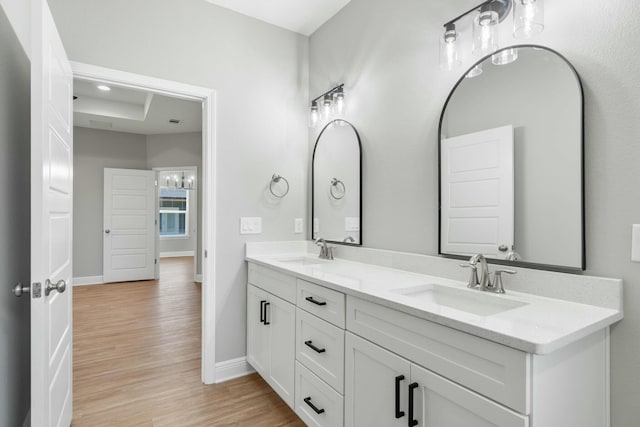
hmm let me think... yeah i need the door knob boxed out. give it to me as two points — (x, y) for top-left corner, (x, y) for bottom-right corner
(11, 282), (30, 298)
(45, 279), (67, 296)
(105, 229), (110, 234)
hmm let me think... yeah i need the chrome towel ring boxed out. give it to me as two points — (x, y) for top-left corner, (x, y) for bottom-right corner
(270, 173), (290, 198)
(330, 178), (345, 199)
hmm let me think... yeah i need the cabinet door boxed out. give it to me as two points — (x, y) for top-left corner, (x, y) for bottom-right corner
(247, 284), (269, 376)
(345, 332), (410, 427)
(409, 364), (529, 427)
(266, 294), (296, 408)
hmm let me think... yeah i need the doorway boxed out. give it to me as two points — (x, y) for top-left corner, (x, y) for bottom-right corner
(71, 62), (217, 385)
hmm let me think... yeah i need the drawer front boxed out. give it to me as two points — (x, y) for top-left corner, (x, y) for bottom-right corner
(248, 262), (296, 303)
(347, 296), (530, 414)
(297, 279), (345, 328)
(295, 362), (344, 427)
(296, 308), (345, 393)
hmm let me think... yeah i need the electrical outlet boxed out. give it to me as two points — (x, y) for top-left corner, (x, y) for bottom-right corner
(345, 217), (360, 232)
(313, 218), (319, 233)
(240, 217), (262, 235)
(632, 224), (640, 262)
(294, 218), (303, 234)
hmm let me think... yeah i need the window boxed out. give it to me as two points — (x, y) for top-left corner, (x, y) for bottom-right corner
(159, 188), (189, 238)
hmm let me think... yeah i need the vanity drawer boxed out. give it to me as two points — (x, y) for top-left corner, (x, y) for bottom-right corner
(295, 361), (344, 427)
(248, 262), (296, 303)
(296, 308), (345, 393)
(346, 296), (530, 414)
(297, 279), (345, 328)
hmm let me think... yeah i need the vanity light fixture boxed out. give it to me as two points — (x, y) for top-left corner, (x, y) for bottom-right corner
(466, 64), (484, 78)
(164, 171), (196, 190)
(513, 0), (544, 39)
(441, 0), (544, 70)
(308, 84), (345, 128)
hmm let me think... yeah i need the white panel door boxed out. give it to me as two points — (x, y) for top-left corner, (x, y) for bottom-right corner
(31, 0), (74, 425)
(345, 332), (410, 427)
(103, 168), (156, 283)
(441, 125), (514, 257)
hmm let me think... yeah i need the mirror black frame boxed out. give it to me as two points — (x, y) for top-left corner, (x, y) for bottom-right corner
(311, 119), (363, 246)
(437, 45), (586, 272)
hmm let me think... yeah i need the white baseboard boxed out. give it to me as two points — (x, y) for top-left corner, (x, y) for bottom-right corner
(215, 357), (255, 383)
(160, 251), (195, 258)
(195, 274), (203, 283)
(73, 276), (104, 286)
(22, 409), (30, 427)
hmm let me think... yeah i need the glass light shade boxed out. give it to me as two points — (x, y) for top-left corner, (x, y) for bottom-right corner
(333, 88), (345, 115)
(465, 64), (483, 78)
(309, 102), (319, 128)
(492, 48), (519, 65)
(439, 24), (462, 71)
(472, 6), (499, 56)
(513, 0), (544, 39)
(321, 94), (333, 120)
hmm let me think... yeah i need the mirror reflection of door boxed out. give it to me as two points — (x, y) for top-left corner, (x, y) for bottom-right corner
(441, 126), (514, 258)
(312, 120), (362, 245)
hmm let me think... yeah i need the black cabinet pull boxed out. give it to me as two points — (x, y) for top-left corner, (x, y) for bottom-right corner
(395, 375), (405, 419)
(263, 302), (270, 325)
(305, 340), (326, 353)
(408, 382), (418, 427)
(305, 296), (327, 306)
(260, 300), (266, 324)
(303, 397), (325, 415)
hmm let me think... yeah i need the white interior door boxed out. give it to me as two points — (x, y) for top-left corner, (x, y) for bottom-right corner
(441, 125), (514, 258)
(103, 168), (156, 283)
(31, 0), (74, 425)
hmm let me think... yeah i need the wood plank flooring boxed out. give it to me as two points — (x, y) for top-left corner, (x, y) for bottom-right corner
(73, 257), (304, 426)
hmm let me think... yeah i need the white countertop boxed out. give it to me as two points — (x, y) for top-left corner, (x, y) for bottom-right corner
(246, 252), (623, 355)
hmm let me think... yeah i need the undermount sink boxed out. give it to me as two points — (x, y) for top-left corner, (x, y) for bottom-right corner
(275, 256), (329, 266)
(392, 283), (527, 316)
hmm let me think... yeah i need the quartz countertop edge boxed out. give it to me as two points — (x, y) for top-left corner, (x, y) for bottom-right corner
(246, 253), (623, 355)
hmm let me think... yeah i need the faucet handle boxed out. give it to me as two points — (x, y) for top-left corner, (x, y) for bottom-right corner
(460, 263), (479, 289)
(490, 269), (516, 294)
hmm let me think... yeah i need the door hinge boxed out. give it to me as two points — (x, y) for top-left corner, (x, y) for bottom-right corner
(155, 219), (158, 225)
(32, 282), (42, 299)
(155, 258), (157, 265)
(204, 250), (208, 258)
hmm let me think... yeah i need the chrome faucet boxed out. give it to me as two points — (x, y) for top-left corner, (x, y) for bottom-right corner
(314, 238), (335, 260)
(460, 253), (516, 294)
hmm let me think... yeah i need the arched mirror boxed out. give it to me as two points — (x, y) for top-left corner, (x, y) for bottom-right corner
(439, 45), (585, 270)
(312, 119), (362, 245)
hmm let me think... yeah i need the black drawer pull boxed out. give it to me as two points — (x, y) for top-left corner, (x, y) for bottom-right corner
(305, 340), (326, 353)
(395, 375), (405, 419)
(408, 382), (418, 427)
(263, 302), (270, 325)
(305, 296), (327, 306)
(304, 397), (325, 415)
(260, 300), (266, 324)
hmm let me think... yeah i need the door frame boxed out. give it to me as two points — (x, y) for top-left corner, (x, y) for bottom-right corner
(71, 61), (218, 384)
(153, 165), (199, 282)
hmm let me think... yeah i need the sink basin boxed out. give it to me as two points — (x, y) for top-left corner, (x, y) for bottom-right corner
(275, 256), (328, 266)
(392, 284), (527, 316)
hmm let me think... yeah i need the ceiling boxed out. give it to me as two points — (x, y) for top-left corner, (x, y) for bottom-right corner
(73, 80), (202, 135)
(204, 0), (351, 36)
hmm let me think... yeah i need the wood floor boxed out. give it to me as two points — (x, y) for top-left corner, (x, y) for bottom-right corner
(73, 257), (304, 426)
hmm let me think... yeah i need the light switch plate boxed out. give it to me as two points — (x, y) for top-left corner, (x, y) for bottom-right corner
(632, 224), (640, 262)
(294, 218), (303, 234)
(240, 217), (262, 235)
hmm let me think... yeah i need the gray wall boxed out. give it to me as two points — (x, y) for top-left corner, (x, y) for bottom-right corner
(309, 0), (640, 425)
(147, 133), (202, 273)
(73, 127), (148, 277)
(0, 5), (31, 426)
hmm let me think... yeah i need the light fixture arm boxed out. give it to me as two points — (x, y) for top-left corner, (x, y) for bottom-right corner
(443, 0), (511, 28)
(311, 84), (345, 105)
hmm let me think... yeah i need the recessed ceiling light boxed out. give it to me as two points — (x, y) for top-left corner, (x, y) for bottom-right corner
(96, 85), (111, 92)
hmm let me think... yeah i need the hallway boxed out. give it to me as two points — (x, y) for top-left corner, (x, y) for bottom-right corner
(73, 257), (303, 426)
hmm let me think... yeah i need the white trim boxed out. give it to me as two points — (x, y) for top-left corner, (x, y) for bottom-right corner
(214, 357), (255, 383)
(195, 274), (203, 283)
(21, 409), (30, 427)
(160, 251), (195, 258)
(605, 327), (611, 427)
(72, 276), (104, 286)
(72, 61), (217, 384)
